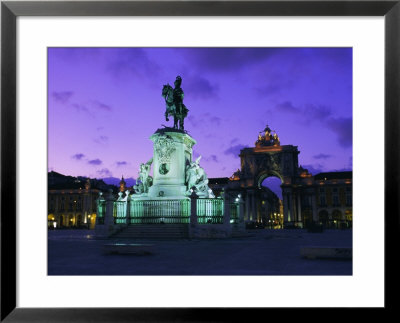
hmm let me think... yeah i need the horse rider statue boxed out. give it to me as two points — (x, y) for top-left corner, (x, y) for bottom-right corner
(162, 76), (189, 130)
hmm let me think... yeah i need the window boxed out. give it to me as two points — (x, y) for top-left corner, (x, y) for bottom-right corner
(320, 196), (326, 206)
(319, 188), (325, 193)
(333, 188), (338, 193)
(346, 195), (352, 206)
(333, 195), (339, 206)
(302, 196), (311, 207)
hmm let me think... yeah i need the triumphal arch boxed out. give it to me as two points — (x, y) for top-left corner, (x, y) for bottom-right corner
(226, 125), (316, 226)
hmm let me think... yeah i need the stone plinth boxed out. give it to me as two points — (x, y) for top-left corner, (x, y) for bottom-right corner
(147, 128), (196, 199)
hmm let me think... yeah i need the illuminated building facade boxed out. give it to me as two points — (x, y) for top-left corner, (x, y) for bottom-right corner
(47, 171), (116, 229)
(313, 172), (352, 228)
(209, 126), (352, 229)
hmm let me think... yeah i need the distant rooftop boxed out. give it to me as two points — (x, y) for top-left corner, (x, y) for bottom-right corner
(314, 171), (352, 180)
(208, 177), (230, 185)
(48, 171), (117, 192)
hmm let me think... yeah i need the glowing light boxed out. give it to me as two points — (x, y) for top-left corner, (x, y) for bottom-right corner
(53, 222), (57, 228)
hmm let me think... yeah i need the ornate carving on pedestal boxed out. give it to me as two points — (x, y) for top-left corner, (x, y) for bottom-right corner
(183, 136), (194, 149)
(154, 135), (176, 164)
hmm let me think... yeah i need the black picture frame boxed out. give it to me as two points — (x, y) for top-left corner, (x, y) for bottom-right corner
(1, 0), (398, 321)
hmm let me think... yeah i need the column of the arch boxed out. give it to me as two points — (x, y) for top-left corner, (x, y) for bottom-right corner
(297, 193), (302, 224)
(255, 191), (261, 223)
(250, 190), (256, 222)
(283, 192), (289, 223)
(283, 188), (293, 223)
(312, 193), (318, 222)
(245, 192), (250, 221)
(289, 190), (294, 223)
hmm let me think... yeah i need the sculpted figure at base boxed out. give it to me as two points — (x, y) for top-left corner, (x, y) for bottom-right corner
(133, 158), (153, 194)
(162, 76), (189, 130)
(185, 156), (215, 198)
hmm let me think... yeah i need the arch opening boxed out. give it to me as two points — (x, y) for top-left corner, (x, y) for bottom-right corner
(258, 174), (283, 229)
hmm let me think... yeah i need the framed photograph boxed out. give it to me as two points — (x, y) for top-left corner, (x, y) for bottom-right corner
(1, 0), (398, 321)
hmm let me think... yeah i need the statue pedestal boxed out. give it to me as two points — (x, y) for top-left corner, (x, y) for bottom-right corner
(147, 128), (196, 199)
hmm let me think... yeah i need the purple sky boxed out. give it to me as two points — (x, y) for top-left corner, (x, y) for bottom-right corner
(48, 48), (352, 182)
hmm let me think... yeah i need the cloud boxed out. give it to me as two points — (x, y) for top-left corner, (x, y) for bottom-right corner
(203, 155), (219, 163)
(67, 100), (112, 116)
(97, 168), (112, 177)
(254, 75), (295, 97)
(230, 138), (239, 145)
(326, 117), (352, 148)
(92, 100), (112, 112)
(304, 104), (333, 122)
(184, 76), (219, 100)
(106, 48), (160, 79)
(313, 153), (332, 160)
(180, 48), (283, 72)
(276, 101), (300, 114)
(52, 91), (74, 104)
(94, 135), (109, 144)
(224, 144), (248, 157)
(187, 113), (222, 128)
(116, 161), (128, 166)
(209, 155), (218, 162)
(71, 153), (85, 160)
(49, 48), (102, 62)
(275, 101), (351, 148)
(71, 103), (90, 113)
(255, 84), (283, 96)
(276, 101), (332, 122)
(88, 159), (102, 165)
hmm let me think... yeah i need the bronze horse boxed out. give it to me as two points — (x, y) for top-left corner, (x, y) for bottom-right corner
(162, 84), (188, 130)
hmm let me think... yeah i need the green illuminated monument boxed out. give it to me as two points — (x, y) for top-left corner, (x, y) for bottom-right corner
(95, 76), (244, 239)
(132, 76), (214, 200)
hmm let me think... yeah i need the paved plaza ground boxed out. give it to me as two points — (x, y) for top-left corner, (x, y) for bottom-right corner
(48, 228), (352, 275)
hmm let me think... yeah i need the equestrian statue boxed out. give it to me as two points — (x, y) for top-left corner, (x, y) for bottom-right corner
(162, 76), (189, 130)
